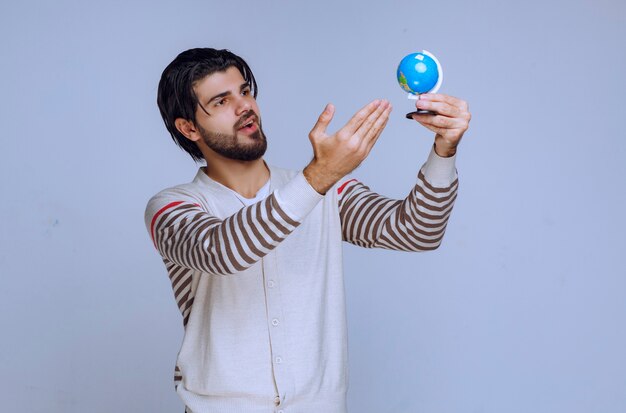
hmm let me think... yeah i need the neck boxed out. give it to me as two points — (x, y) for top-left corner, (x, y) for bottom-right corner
(203, 156), (270, 199)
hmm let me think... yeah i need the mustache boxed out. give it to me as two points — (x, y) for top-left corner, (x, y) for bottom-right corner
(234, 110), (259, 129)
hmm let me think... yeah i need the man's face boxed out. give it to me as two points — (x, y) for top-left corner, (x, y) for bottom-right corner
(192, 66), (266, 161)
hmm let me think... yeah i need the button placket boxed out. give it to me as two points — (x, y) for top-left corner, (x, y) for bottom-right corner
(263, 252), (293, 405)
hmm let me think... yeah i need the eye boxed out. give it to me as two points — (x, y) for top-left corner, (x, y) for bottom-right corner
(241, 86), (251, 96)
(215, 98), (226, 107)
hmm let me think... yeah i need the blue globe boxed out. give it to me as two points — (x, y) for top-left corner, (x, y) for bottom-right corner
(397, 52), (440, 95)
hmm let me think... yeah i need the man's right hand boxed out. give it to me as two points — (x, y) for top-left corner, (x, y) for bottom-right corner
(303, 99), (392, 194)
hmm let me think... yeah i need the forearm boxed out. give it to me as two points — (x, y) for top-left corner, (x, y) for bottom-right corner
(340, 146), (458, 250)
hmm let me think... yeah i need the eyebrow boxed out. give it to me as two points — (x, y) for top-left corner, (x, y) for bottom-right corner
(206, 82), (250, 105)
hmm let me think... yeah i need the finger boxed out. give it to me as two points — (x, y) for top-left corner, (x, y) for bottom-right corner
(422, 93), (470, 112)
(363, 103), (392, 144)
(415, 99), (462, 118)
(362, 104), (392, 152)
(343, 99), (381, 134)
(420, 93), (463, 106)
(411, 114), (463, 130)
(309, 103), (335, 138)
(355, 100), (389, 138)
(415, 119), (449, 135)
(416, 121), (446, 136)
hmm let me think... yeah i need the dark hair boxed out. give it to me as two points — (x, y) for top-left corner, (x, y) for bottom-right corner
(157, 48), (258, 162)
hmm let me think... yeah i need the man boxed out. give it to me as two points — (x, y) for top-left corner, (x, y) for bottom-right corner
(145, 48), (470, 413)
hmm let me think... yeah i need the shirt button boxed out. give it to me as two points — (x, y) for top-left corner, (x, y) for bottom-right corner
(271, 318), (280, 326)
(267, 280), (275, 288)
(274, 396), (280, 406)
(275, 356), (283, 364)
(278, 410), (284, 413)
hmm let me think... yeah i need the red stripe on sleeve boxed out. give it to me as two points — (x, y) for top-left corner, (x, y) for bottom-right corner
(337, 179), (357, 195)
(150, 201), (185, 247)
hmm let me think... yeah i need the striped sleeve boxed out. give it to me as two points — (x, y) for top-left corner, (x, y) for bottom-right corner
(338, 147), (459, 251)
(145, 172), (324, 275)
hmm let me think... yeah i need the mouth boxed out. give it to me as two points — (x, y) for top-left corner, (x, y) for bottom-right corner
(237, 115), (258, 134)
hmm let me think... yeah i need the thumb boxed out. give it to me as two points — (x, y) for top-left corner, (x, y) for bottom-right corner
(309, 103), (335, 138)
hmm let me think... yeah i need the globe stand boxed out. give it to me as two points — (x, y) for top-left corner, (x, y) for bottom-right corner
(405, 95), (436, 118)
(405, 110), (434, 118)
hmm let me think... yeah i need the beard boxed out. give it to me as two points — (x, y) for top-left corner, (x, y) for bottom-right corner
(197, 110), (267, 162)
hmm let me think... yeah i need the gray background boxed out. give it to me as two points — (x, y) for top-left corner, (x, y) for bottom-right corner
(1, 0), (625, 412)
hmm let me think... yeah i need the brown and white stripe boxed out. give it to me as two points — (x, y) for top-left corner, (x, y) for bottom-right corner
(151, 193), (301, 277)
(163, 259), (194, 326)
(174, 364), (182, 389)
(338, 171), (458, 251)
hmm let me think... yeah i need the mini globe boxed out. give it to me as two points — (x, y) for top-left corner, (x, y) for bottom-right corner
(397, 50), (442, 95)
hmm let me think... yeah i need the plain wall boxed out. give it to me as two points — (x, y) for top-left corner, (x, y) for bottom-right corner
(1, 0), (625, 412)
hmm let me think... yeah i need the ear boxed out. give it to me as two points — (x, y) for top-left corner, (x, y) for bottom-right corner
(174, 118), (201, 142)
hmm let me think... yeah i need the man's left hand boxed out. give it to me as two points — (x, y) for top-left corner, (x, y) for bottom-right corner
(408, 93), (471, 157)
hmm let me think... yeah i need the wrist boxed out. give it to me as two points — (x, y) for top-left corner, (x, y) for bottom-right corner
(434, 140), (457, 158)
(303, 160), (339, 195)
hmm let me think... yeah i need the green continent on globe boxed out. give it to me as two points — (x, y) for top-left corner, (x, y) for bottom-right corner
(398, 71), (412, 93)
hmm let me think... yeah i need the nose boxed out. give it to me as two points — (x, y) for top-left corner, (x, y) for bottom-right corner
(235, 94), (252, 115)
